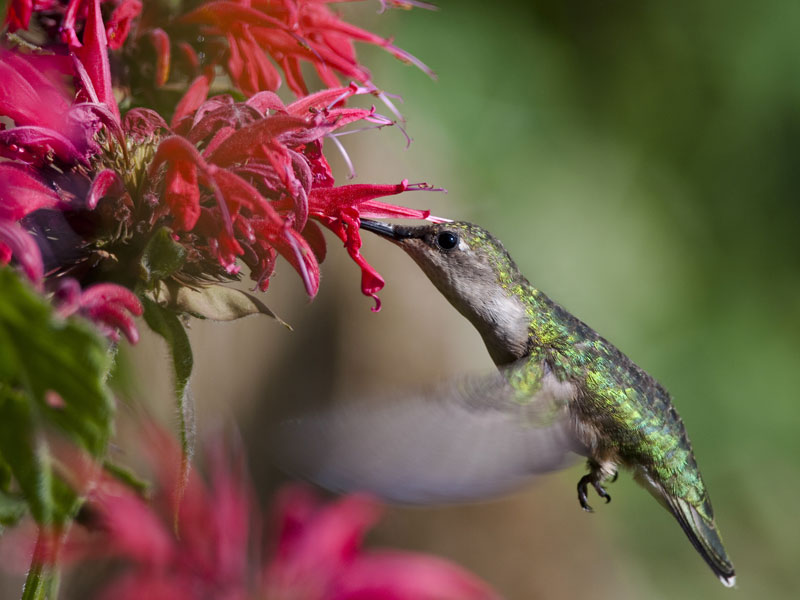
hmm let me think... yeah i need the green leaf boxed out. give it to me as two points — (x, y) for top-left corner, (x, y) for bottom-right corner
(0, 489), (28, 527)
(0, 268), (114, 526)
(139, 227), (187, 285)
(141, 298), (195, 508)
(0, 386), (53, 524)
(155, 280), (290, 326)
(0, 457), (11, 491)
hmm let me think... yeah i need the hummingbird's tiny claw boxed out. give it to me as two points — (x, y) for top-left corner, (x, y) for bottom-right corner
(594, 482), (611, 504)
(610, 470), (619, 483)
(578, 474), (594, 512)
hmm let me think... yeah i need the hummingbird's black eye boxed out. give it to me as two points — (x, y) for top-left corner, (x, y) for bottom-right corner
(436, 231), (459, 250)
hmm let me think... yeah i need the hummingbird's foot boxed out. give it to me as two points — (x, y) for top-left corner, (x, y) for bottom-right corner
(577, 470), (613, 512)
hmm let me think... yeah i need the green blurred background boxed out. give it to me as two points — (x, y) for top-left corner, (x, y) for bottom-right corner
(322, 2), (799, 597)
(5, 0), (799, 598)
(137, 1), (798, 599)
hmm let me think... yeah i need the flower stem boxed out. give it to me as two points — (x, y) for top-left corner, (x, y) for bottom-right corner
(21, 528), (61, 600)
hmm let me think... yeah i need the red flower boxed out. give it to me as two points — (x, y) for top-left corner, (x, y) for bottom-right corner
(52, 430), (498, 600)
(177, 0), (434, 98)
(149, 84), (440, 302)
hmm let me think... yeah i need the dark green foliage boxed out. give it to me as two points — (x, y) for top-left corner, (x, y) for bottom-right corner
(0, 268), (114, 526)
(139, 226), (187, 287)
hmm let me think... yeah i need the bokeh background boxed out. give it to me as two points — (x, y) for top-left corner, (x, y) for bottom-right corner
(8, 1), (799, 598)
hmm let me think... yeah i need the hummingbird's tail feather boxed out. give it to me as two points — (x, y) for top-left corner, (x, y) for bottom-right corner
(661, 492), (736, 587)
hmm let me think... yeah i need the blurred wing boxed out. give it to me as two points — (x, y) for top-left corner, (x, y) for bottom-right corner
(273, 360), (582, 504)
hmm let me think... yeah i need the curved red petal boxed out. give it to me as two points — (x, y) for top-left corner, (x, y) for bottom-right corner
(309, 181), (409, 214)
(80, 283), (143, 316)
(0, 219), (44, 285)
(164, 160), (201, 231)
(148, 28), (171, 87)
(106, 0), (142, 50)
(171, 70), (214, 129)
(87, 169), (122, 210)
(0, 164), (60, 220)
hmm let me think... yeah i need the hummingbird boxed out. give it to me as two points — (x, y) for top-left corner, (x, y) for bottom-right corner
(278, 218), (735, 587)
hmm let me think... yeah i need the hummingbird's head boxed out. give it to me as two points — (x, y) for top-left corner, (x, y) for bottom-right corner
(361, 219), (531, 364)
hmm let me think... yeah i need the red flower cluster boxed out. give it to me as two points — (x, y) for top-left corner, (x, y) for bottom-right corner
(152, 82), (437, 306)
(1, 0), (440, 342)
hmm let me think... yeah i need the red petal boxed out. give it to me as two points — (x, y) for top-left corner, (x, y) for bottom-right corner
(5, 0), (34, 32)
(180, 1), (288, 32)
(285, 84), (360, 117)
(0, 126), (86, 165)
(164, 160), (201, 231)
(205, 113), (308, 167)
(358, 199), (431, 220)
(246, 91), (287, 115)
(0, 219), (43, 285)
(53, 278), (82, 317)
(211, 169), (282, 221)
(270, 485), (381, 566)
(61, 0), (83, 47)
(171, 70), (213, 129)
(301, 220), (327, 263)
(74, 0), (120, 121)
(333, 551), (500, 600)
(150, 136), (235, 230)
(0, 50), (72, 132)
(122, 108), (169, 141)
(80, 283), (143, 316)
(87, 169), (122, 210)
(178, 42), (199, 73)
(309, 181), (410, 215)
(106, 0), (142, 50)
(80, 283), (143, 343)
(253, 221), (320, 297)
(92, 482), (173, 564)
(148, 28), (171, 87)
(0, 164), (60, 220)
(150, 136), (207, 174)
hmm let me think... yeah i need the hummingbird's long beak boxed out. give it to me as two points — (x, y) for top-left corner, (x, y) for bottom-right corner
(360, 219), (418, 241)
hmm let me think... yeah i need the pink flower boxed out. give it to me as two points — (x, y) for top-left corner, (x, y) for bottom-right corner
(56, 430), (498, 600)
(54, 280), (144, 344)
(0, 2), (142, 341)
(264, 485), (500, 600)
